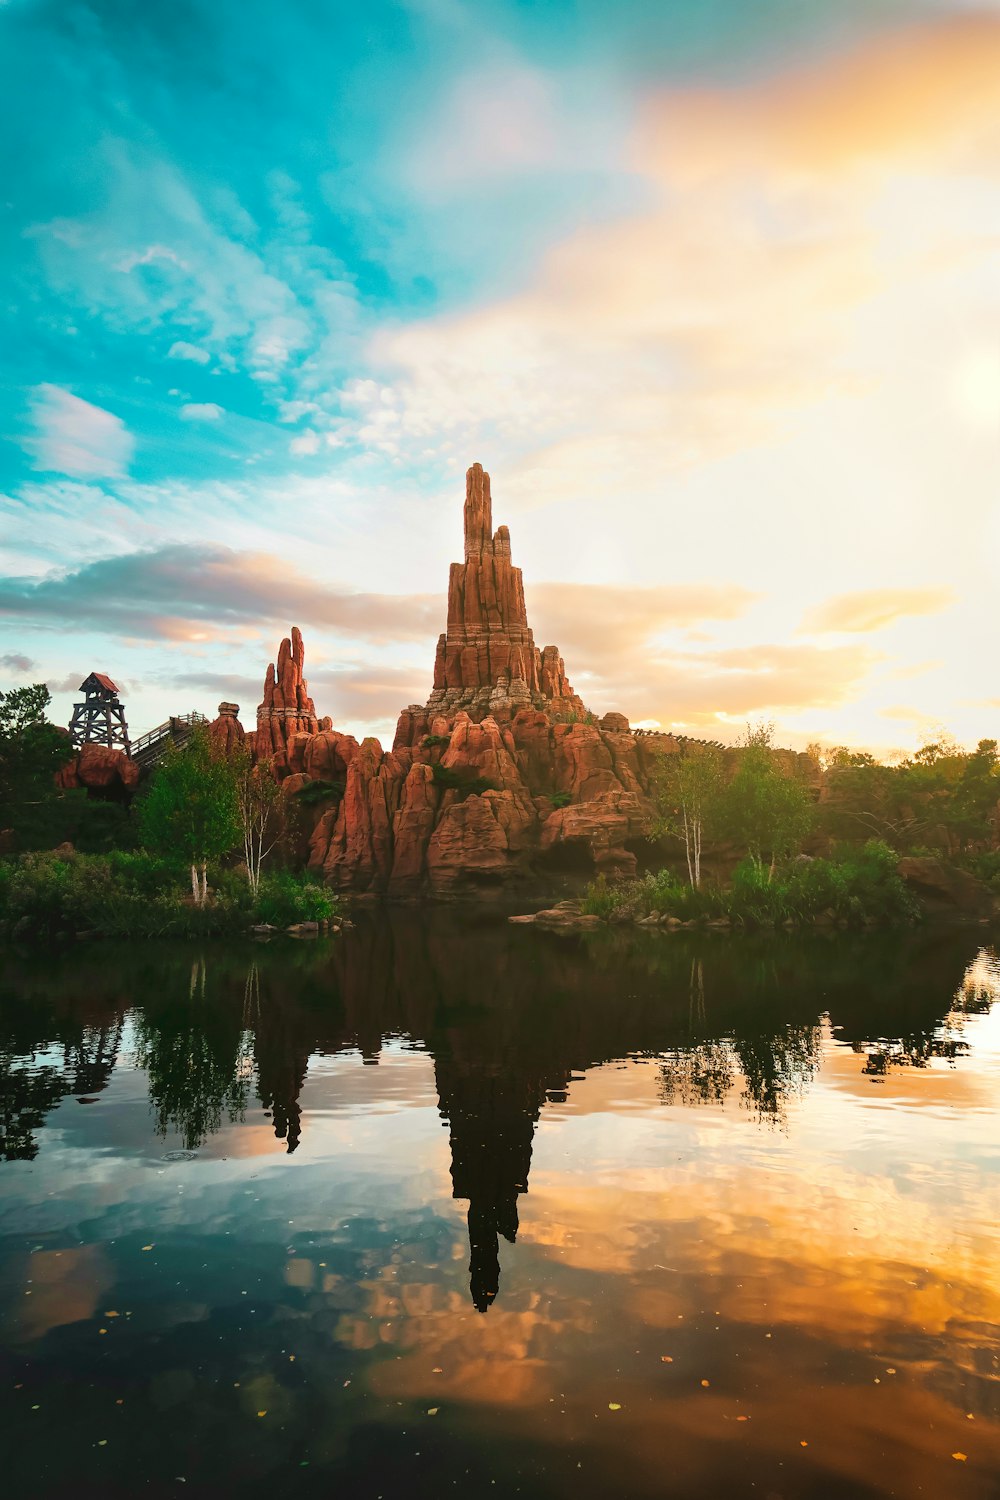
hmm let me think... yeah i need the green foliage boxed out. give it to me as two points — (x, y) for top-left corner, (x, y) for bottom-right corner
(822, 736), (1000, 854)
(550, 790), (572, 809)
(580, 873), (620, 918)
(583, 841), (918, 928)
(0, 850), (339, 940)
(293, 777), (345, 805)
(650, 746), (726, 887)
(965, 849), (1000, 892)
(421, 734), (451, 749)
(431, 762), (494, 796)
(140, 728), (240, 868)
(250, 870), (336, 926)
(0, 683), (75, 844)
(722, 723), (813, 874)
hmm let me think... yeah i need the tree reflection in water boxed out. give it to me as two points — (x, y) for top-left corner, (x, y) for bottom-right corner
(0, 923), (996, 1307)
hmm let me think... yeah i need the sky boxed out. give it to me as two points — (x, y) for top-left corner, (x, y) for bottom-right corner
(1, 0), (998, 753)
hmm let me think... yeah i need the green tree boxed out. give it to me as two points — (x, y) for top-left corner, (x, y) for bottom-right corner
(139, 729), (239, 904)
(0, 684), (74, 840)
(651, 746), (725, 888)
(232, 748), (284, 899)
(723, 722), (813, 880)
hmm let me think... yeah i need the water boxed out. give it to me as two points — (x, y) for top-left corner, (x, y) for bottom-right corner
(1, 916), (999, 1499)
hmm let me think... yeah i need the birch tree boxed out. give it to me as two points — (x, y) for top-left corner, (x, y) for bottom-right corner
(651, 746), (725, 889)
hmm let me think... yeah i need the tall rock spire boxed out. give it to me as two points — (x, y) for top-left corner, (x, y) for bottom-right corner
(252, 625), (331, 770)
(424, 462), (585, 722)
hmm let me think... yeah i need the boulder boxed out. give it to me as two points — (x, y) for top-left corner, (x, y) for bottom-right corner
(897, 857), (994, 915)
(56, 744), (139, 796)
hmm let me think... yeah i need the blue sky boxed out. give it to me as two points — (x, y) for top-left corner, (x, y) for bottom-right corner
(2, 0), (998, 748)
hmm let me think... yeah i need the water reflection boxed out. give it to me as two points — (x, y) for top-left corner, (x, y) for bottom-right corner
(1, 918), (998, 1499)
(1, 921), (996, 1308)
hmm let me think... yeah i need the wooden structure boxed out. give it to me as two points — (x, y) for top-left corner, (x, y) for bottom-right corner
(69, 672), (131, 753)
(130, 712), (209, 772)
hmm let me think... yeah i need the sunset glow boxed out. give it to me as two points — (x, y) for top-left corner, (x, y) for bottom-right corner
(1, 2), (997, 751)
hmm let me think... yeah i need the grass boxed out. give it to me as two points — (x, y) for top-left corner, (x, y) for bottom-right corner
(0, 850), (339, 941)
(582, 842), (920, 928)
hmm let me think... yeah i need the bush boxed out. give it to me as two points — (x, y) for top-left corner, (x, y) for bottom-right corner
(0, 850), (339, 940)
(431, 762), (494, 797)
(582, 840), (918, 928)
(422, 734), (451, 749)
(252, 871), (336, 926)
(550, 790), (572, 809)
(293, 778), (345, 806)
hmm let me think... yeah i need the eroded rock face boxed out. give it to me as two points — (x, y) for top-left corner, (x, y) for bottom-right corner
(208, 701), (246, 758)
(56, 744), (139, 797)
(426, 463), (586, 723)
(249, 626), (332, 774)
(306, 704), (657, 894)
(246, 465), (740, 895)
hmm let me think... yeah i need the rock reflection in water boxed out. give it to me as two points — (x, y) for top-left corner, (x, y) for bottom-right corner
(0, 920), (996, 1314)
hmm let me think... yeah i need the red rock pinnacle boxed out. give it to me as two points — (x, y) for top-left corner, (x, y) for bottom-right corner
(253, 626), (331, 765)
(426, 463), (584, 721)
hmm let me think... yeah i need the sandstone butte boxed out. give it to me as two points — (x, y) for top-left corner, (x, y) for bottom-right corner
(213, 462), (809, 897)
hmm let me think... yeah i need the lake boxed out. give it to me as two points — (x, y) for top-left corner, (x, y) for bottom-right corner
(1, 916), (998, 1499)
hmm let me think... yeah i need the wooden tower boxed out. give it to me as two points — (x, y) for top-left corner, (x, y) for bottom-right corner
(69, 673), (131, 753)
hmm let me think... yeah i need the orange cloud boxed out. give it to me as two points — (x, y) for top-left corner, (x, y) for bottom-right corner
(638, 15), (1000, 179)
(801, 587), (954, 634)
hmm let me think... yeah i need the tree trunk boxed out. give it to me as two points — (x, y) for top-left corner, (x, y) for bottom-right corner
(190, 863), (200, 904)
(200, 862), (208, 904)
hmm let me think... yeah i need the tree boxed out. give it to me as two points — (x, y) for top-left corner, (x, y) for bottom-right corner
(0, 684), (74, 839)
(139, 729), (239, 904)
(651, 746), (725, 888)
(232, 747), (283, 899)
(723, 722), (814, 879)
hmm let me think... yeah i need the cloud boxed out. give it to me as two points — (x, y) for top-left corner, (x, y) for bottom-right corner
(179, 402), (224, 421)
(167, 340), (210, 365)
(289, 430), (321, 456)
(47, 672), (88, 694)
(1, 653), (35, 673)
(25, 385), (134, 479)
(170, 663), (427, 728)
(338, 12), (1000, 524)
(530, 581), (757, 665)
(801, 588), (954, 634)
(0, 543), (444, 645)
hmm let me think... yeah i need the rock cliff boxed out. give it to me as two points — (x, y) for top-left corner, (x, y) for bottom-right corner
(243, 463), (819, 897)
(56, 744), (139, 798)
(248, 625), (332, 774)
(425, 461), (585, 722)
(240, 463), (688, 893)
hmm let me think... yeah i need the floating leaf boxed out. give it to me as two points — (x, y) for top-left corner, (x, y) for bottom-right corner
(952, 1453), (967, 1462)
(141, 1245), (154, 1253)
(701, 1380), (710, 1388)
(257, 1411), (267, 1418)
(800, 1440), (808, 1448)
(608, 1403), (621, 1411)
(427, 1408), (439, 1416)
(660, 1356), (673, 1364)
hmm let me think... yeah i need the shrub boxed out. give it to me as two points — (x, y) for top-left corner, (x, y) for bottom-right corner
(293, 778), (345, 806)
(550, 790), (572, 809)
(422, 734), (451, 749)
(0, 850), (339, 940)
(252, 870), (336, 926)
(431, 762), (494, 796)
(582, 840), (918, 928)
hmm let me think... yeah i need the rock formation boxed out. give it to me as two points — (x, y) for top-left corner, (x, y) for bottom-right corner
(56, 744), (139, 798)
(241, 462), (809, 896)
(208, 701), (246, 758)
(422, 462), (585, 723)
(248, 626), (331, 774)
